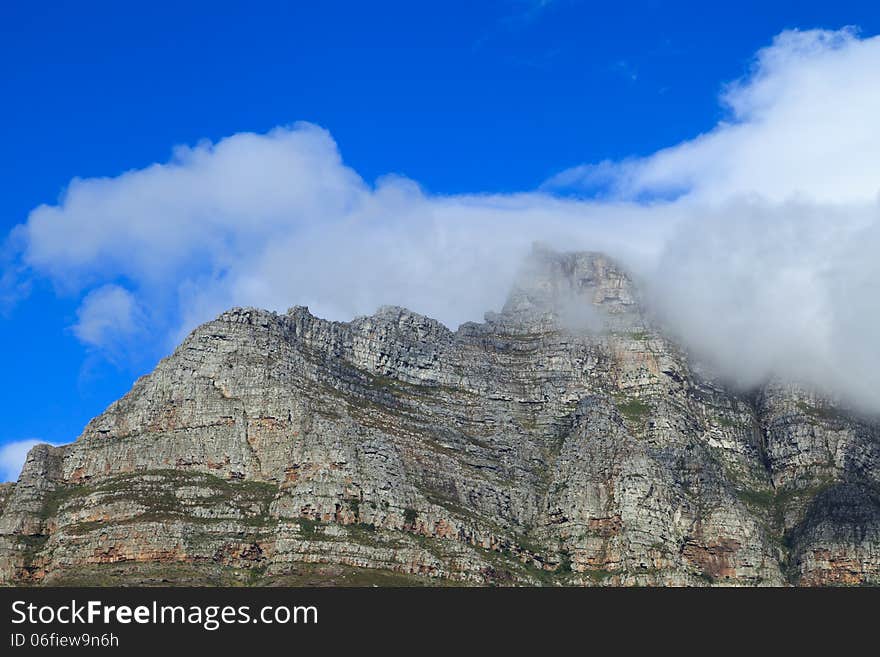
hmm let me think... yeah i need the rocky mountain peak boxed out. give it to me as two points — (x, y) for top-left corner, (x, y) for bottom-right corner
(494, 244), (641, 333)
(1, 247), (878, 587)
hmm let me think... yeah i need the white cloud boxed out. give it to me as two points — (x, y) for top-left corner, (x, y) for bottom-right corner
(0, 439), (61, 482)
(639, 197), (880, 409)
(17, 121), (671, 348)
(7, 27), (880, 413)
(73, 284), (145, 350)
(547, 28), (880, 203)
(21, 124), (365, 291)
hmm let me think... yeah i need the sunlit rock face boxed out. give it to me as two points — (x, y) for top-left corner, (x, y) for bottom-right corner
(1, 248), (878, 586)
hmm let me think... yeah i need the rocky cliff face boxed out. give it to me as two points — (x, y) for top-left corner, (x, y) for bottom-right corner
(2, 248), (878, 586)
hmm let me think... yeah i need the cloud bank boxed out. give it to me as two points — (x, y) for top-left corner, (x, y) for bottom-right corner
(15, 123), (670, 344)
(547, 27), (880, 203)
(6, 28), (880, 412)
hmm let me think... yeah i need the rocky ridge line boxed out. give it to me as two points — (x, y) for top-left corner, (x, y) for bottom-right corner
(1, 248), (878, 586)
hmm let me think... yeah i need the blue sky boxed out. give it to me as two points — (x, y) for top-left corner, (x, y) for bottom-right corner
(2, 1), (880, 479)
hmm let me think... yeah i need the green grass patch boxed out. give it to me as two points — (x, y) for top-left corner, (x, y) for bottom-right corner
(734, 488), (776, 508)
(795, 401), (844, 422)
(297, 517), (321, 536)
(614, 397), (653, 424)
(581, 568), (614, 583)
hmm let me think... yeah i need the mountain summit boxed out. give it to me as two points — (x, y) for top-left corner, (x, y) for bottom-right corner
(1, 249), (878, 586)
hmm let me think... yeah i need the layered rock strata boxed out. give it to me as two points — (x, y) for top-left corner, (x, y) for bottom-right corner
(2, 248), (878, 586)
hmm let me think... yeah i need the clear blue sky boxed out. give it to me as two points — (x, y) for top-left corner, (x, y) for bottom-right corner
(1, 0), (879, 452)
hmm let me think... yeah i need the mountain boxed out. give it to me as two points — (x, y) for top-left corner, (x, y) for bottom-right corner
(1, 247), (878, 586)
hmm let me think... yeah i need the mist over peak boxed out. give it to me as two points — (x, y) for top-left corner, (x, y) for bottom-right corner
(4, 27), (880, 413)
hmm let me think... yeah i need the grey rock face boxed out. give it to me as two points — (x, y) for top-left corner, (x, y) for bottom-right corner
(1, 248), (878, 586)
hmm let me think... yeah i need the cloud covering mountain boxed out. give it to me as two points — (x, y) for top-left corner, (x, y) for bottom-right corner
(6, 27), (880, 411)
